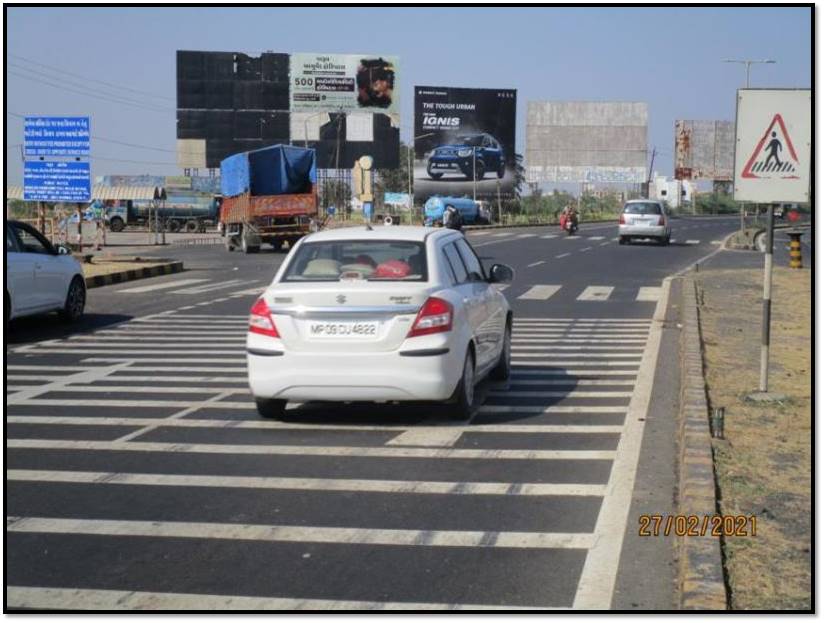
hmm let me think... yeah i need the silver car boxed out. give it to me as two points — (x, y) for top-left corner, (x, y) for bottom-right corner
(618, 200), (672, 245)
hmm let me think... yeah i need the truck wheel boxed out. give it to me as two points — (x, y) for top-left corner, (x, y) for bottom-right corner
(109, 216), (125, 233)
(166, 220), (181, 233)
(184, 219), (199, 233)
(241, 235), (259, 254)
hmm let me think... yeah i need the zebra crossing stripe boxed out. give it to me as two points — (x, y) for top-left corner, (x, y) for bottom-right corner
(577, 287), (614, 301)
(587, 236), (605, 241)
(541, 235), (558, 239)
(6, 516), (596, 550)
(117, 279), (209, 294)
(518, 285), (561, 300)
(5, 586), (538, 612)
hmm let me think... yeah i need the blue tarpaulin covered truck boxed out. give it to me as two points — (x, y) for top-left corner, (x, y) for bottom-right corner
(219, 145), (319, 253)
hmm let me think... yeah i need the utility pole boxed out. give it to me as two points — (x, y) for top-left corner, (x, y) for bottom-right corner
(646, 147), (657, 199)
(472, 147), (477, 204)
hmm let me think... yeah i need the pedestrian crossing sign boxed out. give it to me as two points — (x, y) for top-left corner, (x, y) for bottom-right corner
(734, 89), (810, 203)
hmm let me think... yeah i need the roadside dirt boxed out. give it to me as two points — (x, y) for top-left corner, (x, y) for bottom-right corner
(696, 267), (811, 610)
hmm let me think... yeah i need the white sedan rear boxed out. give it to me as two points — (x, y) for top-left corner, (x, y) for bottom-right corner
(247, 226), (514, 420)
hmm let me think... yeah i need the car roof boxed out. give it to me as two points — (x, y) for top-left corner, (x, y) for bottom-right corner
(300, 225), (459, 244)
(625, 199), (662, 204)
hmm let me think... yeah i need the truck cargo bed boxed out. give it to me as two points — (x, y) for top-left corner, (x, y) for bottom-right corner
(220, 187), (318, 224)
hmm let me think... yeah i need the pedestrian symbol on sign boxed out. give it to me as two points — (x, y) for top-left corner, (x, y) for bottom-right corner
(741, 114), (800, 179)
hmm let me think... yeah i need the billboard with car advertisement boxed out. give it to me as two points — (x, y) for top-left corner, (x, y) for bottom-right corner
(290, 53), (400, 114)
(413, 86), (517, 205)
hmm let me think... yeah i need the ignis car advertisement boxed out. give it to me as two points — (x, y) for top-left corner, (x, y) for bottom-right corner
(414, 86), (516, 205)
(291, 53), (400, 114)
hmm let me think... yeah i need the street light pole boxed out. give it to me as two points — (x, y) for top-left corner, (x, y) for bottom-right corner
(409, 133), (434, 217)
(723, 58), (777, 88)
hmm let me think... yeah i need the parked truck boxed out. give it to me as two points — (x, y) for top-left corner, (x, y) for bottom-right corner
(219, 144), (318, 253)
(105, 199), (219, 233)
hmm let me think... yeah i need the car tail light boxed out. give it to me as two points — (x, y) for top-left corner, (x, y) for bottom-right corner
(249, 297), (279, 338)
(657, 215), (665, 226)
(619, 214), (626, 224)
(407, 297), (453, 338)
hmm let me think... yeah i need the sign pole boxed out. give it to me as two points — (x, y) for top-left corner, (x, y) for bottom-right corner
(758, 204), (775, 392)
(75, 203), (83, 250)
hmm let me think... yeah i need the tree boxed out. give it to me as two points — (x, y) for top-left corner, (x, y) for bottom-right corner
(512, 153), (527, 202)
(376, 142), (413, 194)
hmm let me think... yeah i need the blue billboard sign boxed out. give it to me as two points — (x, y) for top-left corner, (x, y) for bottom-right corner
(384, 192), (411, 205)
(24, 161), (92, 202)
(24, 116), (91, 158)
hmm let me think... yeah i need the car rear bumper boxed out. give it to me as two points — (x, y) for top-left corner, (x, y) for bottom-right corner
(247, 343), (465, 403)
(619, 225), (669, 238)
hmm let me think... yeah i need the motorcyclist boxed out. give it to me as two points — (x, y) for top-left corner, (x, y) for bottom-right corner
(443, 205), (464, 232)
(560, 204), (578, 232)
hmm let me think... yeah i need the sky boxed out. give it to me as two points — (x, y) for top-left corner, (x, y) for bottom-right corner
(5, 6), (812, 187)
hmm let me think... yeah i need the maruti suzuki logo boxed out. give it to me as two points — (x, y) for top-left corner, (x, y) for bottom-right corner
(336, 295), (347, 304)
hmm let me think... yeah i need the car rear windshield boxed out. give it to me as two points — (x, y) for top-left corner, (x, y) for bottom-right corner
(282, 240), (428, 282)
(623, 202), (662, 215)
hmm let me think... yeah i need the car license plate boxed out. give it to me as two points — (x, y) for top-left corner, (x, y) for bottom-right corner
(308, 321), (379, 338)
(433, 163), (451, 168)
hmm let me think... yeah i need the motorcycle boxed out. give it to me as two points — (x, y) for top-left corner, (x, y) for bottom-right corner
(560, 213), (578, 235)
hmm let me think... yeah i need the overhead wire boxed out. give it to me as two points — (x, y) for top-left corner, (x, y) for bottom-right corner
(9, 53), (175, 102)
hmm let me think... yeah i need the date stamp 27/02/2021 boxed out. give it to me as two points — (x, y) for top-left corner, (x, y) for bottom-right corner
(638, 514), (757, 537)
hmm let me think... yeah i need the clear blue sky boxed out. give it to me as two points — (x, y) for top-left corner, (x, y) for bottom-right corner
(5, 6), (812, 186)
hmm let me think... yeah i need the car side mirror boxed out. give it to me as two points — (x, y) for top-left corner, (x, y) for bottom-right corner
(488, 263), (514, 284)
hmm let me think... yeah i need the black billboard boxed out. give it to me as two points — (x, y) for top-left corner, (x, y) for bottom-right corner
(414, 86), (516, 203)
(176, 50), (399, 170)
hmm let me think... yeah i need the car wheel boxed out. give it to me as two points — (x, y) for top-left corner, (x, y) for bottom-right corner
(619, 236), (627, 245)
(469, 159), (486, 180)
(497, 161), (506, 179)
(59, 276), (86, 322)
(256, 398), (287, 419)
(490, 320), (512, 381)
(108, 216), (125, 233)
(426, 162), (443, 180)
(447, 347), (476, 420)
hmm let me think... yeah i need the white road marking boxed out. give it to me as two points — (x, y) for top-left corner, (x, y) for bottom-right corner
(19, 348), (239, 355)
(172, 279), (258, 295)
(491, 232), (510, 237)
(469, 231), (492, 236)
(488, 390), (631, 398)
(511, 369), (637, 377)
(685, 240), (700, 245)
(572, 276), (671, 609)
(518, 285), (561, 300)
(527, 261), (546, 268)
(516, 233), (537, 238)
(68, 336), (243, 343)
(6, 364), (115, 372)
(555, 253), (571, 258)
(492, 284), (510, 291)
(503, 379), (634, 386)
(7, 516), (596, 550)
(479, 405), (625, 414)
(14, 385), (244, 395)
(563, 236), (581, 240)
(577, 287), (614, 302)
(513, 353), (642, 359)
(4, 417), (626, 436)
(635, 287), (662, 302)
(117, 279), (208, 294)
(80, 357), (245, 364)
(5, 469), (609, 498)
(511, 361), (641, 367)
(587, 236), (605, 241)
(579, 247), (592, 252)
(511, 345), (644, 352)
(515, 318), (649, 322)
(599, 241), (610, 246)
(386, 428), (465, 447)
(6, 439), (617, 461)
(540, 235), (558, 239)
(711, 240), (722, 244)
(512, 339), (646, 344)
(5, 586), (537, 612)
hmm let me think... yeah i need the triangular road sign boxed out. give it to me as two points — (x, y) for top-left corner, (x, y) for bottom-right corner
(741, 114), (800, 179)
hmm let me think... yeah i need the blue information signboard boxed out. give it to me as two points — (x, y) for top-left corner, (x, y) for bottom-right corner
(24, 161), (91, 202)
(24, 116), (90, 158)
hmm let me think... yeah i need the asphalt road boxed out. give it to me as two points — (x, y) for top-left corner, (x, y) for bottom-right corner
(7, 216), (751, 610)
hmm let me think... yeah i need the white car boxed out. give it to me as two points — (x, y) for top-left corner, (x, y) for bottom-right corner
(6, 220), (86, 323)
(247, 226), (514, 420)
(618, 200), (672, 245)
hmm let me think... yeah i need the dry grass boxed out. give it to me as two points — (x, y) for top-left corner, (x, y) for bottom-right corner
(697, 267), (811, 610)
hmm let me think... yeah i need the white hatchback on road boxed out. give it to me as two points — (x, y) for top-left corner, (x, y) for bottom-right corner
(618, 200), (672, 245)
(247, 226), (514, 420)
(6, 220), (86, 323)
